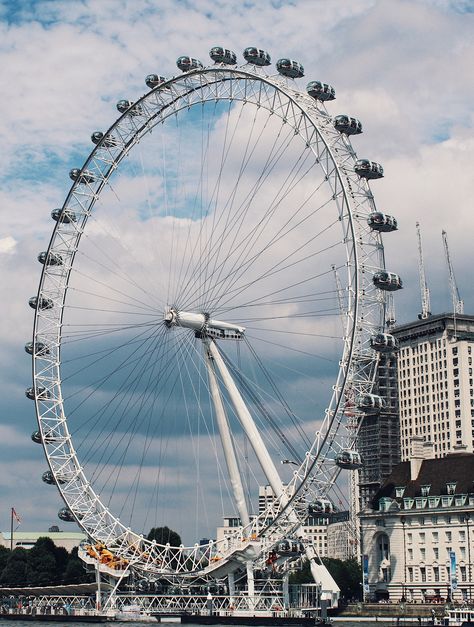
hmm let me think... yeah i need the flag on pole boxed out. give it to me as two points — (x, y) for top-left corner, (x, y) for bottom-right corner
(12, 508), (21, 525)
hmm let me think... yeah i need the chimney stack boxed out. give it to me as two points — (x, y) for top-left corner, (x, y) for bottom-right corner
(409, 436), (435, 480)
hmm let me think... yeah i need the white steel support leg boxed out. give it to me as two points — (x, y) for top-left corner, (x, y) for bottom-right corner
(247, 563), (255, 610)
(205, 346), (250, 529)
(283, 572), (290, 608)
(228, 572), (236, 608)
(208, 339), (339, 605)
(207, 339), (286, 503)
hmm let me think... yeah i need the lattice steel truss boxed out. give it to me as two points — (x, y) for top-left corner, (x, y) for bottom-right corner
(30, 60), (393, 582)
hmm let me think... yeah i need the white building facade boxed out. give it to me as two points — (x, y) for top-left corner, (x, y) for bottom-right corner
(360, 444), (474, 603)
(0, 530), (86, 552)
(394, 313), (474, 460)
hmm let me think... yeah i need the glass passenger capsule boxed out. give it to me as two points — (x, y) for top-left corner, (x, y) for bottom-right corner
(25, 386), (51, 400)
(367, 212), (398, 232)
(306, 81), (336, 101)
(91, 131), (118, 147)
(145, 74), (166, 89)
(357, 393), (385, 414)
(51, 207), (76, 223)
(29, 296), (54, 310)
(31, 430), (42, 444)
(58, 507), (75, 522)
(373, 271), (403, 291)
(31, 430), (56, 444)
(370, 333), (398, 352)
(69, 168), (96, 184)
(243, 47), (271, 66)
(308, 498), (334, 515)
(116, 100), (143, 115)
(176, 56), (203, 72)
(334, 115), (362, 135)
(209, 47), (237, 65)
(38, 251), (63, 266)
(24, 341), (49, 356)
(43, 470), (68, 485)
(42, 470), (56, 485)
(276, 58), (304, 78)
(275, 539), (305, 555)
(336, 450), (363, 470)
(354, 159), (384, 179)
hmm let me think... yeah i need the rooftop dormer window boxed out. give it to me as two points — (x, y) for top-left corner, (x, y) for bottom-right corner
(395, 486), (405, 498)
(447, 482), (457, 495)
(421, 485), (431, 497)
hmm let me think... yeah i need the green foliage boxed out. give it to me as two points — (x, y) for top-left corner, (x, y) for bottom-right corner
(0, 547), (29, 586)
(147, 526), (182, 547)
(289, 557), (363, 601)
(0, 538), (92, 587)
(27, 537), (62, 586)
(322, 557), (362, 601)
(63, 557), (88, 583)
(0, 546), (10, 574)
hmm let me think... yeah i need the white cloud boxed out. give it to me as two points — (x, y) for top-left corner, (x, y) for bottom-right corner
(0, 236), (17, 254)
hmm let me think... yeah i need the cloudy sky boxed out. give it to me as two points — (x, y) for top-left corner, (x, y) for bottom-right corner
(0, 0), (473, 544)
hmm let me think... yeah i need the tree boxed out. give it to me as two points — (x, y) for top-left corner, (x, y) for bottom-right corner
(64, 547), (93, 584)
(289, 557), (363, 602)
(0, 546), (10, 575)
(53, 545), (70, 582)
(0, 547), (28, 586)
(27, 537), (58, 586)
(147, 526), (182, 546)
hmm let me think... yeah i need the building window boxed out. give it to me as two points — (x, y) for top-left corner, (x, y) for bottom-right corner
(408, 548), (413, 561)
(408, 567), (414, 582)
(420, 548), (426, 561)
(421, 485), (431, 496)
(433, 566), (440, 581)
(447, 483), (457, 495)
(420, 567), (426, 582)
(432, 532), (439, 543)
(433, 547), (439, 560)
(420, 532), (426, 543)
(461, 566), (467, 582)
(446, 531), (452, 542)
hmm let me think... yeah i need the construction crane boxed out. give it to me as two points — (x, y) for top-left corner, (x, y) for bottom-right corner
(416, 221), (431, 320)
(442, 230), (464, 314)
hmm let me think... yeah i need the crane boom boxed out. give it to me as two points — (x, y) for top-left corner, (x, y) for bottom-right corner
(442, 230), (464, 315)
(416, 221), (431, 320)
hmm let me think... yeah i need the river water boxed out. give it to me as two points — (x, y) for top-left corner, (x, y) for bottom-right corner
(0, 621), (423, 627)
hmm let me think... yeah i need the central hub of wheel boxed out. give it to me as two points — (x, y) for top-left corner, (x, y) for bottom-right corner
(164, 308), (245, 340)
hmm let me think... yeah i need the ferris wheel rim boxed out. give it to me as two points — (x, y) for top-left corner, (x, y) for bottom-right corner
(30, 60), (385, 573)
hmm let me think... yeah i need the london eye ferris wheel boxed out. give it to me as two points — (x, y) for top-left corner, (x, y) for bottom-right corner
(26, 45), (401, 590)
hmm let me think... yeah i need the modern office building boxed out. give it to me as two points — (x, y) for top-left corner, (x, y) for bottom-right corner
(327, 511), (352, 561)
(360, 441), (474, 603)
(393, 313), (474, 460)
